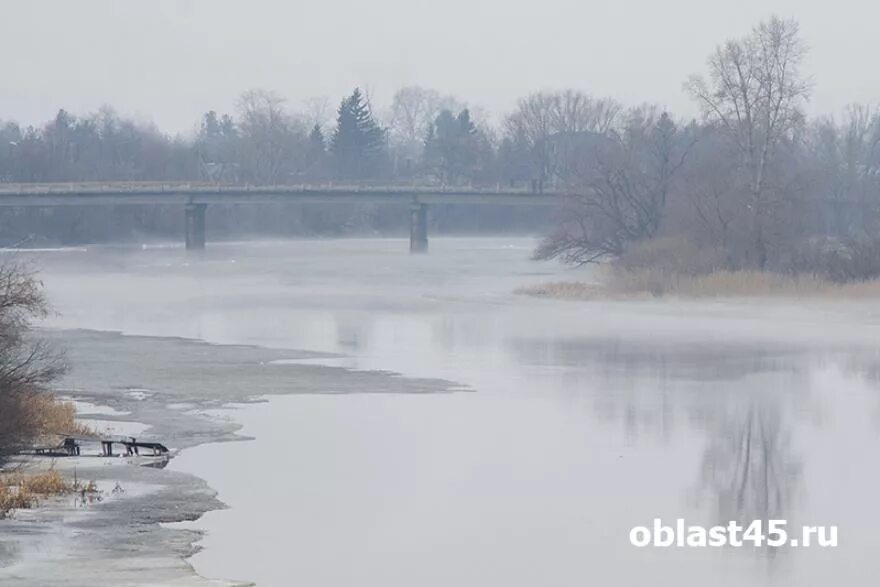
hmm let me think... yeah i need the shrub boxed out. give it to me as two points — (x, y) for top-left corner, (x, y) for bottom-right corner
(616, 237), (729, 277)
(0, 483), (35, 515)
(0, 470), (92, 518)
(0, 392), (93, 456)
(514, 281), (603, 299)
(786, 237), (880, 283)
(517, 269), (880, 300)
(0, 262), (67, 457)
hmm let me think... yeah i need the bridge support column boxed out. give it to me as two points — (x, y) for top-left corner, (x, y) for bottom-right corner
(409, 202), (428, 253)
(185, 203), (207, 250)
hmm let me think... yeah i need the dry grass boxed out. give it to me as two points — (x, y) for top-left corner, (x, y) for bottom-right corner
(0, 483), (35, 513)
(0, 395), (99, 517)
(515, 281), (605, 299)
(517, 268), (880, 300)
(0, 470), (97, 517)
(27, 395), (96, 440)
(0, 393), (96, 453)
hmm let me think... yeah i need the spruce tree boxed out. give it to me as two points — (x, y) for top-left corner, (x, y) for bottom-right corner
(306, 123), (327, 178)
(330, 88), (387, 179)
(424, 108), (479, 184)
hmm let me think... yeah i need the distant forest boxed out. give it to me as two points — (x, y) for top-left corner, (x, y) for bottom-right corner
(0, 84), (549, 244)
(1, 16), (879, 281)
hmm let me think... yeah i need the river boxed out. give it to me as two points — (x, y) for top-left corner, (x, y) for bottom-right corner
(21, 237), (880, 586)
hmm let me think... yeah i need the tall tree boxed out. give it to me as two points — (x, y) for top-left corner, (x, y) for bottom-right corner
(330, 88), (387, 180)
(197, 110), (238, 181)
(505, 93), (554, 191)
(388, 86), (464, 163)
(686, 16), (810, 268)
(505, 91), (621, 191)
(424, 109), (479, 184)
(305, 123), (328, 179)
(236, 89), (303, 184)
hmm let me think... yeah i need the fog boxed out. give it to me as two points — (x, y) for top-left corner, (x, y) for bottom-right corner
(1, 3), (880, 587)
(1, 0), (878, 132)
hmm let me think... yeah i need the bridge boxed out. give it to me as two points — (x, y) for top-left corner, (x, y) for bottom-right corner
(0, 183), (562, 252)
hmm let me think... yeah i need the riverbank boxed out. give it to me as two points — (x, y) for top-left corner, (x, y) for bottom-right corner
(0, 328), (455, 586)
(517, 269), (880, 300)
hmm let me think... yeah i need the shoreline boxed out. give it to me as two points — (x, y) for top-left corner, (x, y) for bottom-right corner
(0, 339), (258, 585)
(516, 271), (880, 301)
(0, 328), (457, 586)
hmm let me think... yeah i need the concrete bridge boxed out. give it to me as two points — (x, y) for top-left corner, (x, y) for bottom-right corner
(0, 183), (561, 252)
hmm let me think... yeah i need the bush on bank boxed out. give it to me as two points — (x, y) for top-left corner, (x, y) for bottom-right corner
(520, 236), (880, 299)
(0, 263), (69, 459)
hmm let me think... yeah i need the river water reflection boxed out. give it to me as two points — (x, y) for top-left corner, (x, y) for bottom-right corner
(20, 238), (880, 586)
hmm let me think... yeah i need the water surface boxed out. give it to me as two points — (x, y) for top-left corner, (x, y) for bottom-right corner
(17, 237), (880, 586)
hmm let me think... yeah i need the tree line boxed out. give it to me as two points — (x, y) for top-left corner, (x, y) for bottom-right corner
(534, 17), (880, 281)
(0, 16), (878, 279)
(1, 86), (520, 187)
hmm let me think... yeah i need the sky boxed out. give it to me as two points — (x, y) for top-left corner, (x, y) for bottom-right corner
(1, 0), (877, 135)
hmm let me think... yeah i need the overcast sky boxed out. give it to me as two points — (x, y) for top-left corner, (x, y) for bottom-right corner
(1, 0), (877, 134)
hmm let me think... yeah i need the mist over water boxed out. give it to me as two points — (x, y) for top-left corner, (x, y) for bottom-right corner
(19, 237), (880, 586)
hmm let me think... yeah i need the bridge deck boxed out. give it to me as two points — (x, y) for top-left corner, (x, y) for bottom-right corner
(0, 183), (562, 206)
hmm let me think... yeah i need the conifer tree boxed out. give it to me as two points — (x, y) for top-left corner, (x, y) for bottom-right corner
(306, 123), (327, 178)
(330, 88), (387, 179)
(424, 108), (479, 184)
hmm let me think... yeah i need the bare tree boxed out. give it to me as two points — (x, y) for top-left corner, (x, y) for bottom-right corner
(505, 90), (621, 191)
(504, 92), (556, 191)
(0, 263), (66, 455)
(550, 90), (620, 135)
(534, 109), (691, 264)
(549, 91), (621, 183)
(388, 86), (463, 172)
(686, 16), (810, 268)
(818, 107), (880, 195)
(236, 90), (304, 184)
(301, 96), (333, 131)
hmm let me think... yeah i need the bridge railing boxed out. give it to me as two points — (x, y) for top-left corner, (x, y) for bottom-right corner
(0, 181), (548, 196)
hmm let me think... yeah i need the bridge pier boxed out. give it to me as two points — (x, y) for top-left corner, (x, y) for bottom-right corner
(409, 202), (428, 253)
(185, 203), (207, 250)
